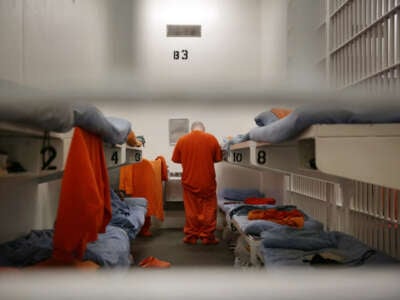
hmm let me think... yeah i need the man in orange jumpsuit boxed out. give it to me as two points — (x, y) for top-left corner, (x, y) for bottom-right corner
(172, 121), (222, 245)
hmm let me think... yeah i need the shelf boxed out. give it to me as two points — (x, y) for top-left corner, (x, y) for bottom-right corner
(0, 123), (143, 183)
(0, 122), (72, 139)
(228, 141), (298, 174)
(298, 124), (400, 190)
(227, 124), (400, 189)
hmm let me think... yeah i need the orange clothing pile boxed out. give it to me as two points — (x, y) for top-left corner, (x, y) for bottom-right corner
(52, 127), (111, 264)
(126, 130), (142, 147)
(119, 158), (165, 222)
(138, 256), (171, 268)
(248, 208), (304, 228)
(244, 197), (276, 205)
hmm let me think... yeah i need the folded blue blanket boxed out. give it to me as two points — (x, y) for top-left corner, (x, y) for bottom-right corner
(221, 188), (264, 201)
(261, 227), (336, 251)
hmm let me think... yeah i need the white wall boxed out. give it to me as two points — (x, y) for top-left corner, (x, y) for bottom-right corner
(131, 0), (263, 90)
(0, 0), (111, 89)
(98, 101), (268, 173)
(260, 0), (288, 87)
(286, 0), (320, 88)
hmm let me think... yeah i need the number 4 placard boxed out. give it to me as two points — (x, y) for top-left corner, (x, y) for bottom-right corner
(104, 144), (122, 168)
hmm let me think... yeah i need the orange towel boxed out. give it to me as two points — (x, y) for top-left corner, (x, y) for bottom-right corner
(138, 256), (171, 268)
(155, 155), (168, 181)
(52, 127), (111, 263)
(248, 208), (304, 228)
(244, 197), (276, 205)
(126, 130), (142, 147)
(119, 158), (164, 221)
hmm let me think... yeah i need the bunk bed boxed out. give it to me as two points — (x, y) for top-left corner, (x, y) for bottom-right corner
(0, 102), (145, 268)
(223, 102), (400, 268)
(0, 190), (147, 268)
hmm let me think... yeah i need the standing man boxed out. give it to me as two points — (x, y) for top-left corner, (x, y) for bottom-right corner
(172, 121), (223, 245)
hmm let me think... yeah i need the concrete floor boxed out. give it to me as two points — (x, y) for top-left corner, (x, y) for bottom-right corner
(130, 228), (235, 268)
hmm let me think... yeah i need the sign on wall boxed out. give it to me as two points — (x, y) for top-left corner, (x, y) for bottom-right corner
(169, 118), (189, 145)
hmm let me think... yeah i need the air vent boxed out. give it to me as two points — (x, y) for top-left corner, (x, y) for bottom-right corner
(167, 25), (201, 37)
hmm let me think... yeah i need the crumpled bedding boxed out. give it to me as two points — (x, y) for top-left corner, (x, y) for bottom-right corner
(217, 197), (245, 214)
(110, 190), (147, 240)
(220, 188), (265, 201)
(249, 102), (400, 144)
(0, 190), (148, 268)
(73, 104), (131, 145)
(232, 209), (323, 236)
(0, 102), (131, 145)
(0, 102), (74, 133)
(259, 228), (399, 268)
(0, 225), (131, 268)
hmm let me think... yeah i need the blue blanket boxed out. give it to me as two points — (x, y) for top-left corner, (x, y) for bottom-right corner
(249, 103), (400, 144)
(228, 204), (296, 219)
(260, 228), (399, 267)
(73, 104), (132, 145)
(221, 188), (265, 201)
(229, 205), (323, 236)
(0, 225), (131, 268)
(85, 225), (131, 267)
(0, 190), (147, 268)
(110, 190), (147, 240)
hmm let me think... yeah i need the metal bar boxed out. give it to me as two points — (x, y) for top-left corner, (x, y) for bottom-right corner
(330, 4), (400, 55)
(383, 14), (389, 68)
(371, 21), (376, 75)
(397, 13), (400, 63)
(366, 26), (371, 76)
(341, 61), (400, 89)
(389, 15), (395, 66)
(379, 187), (384, 218)
(391, 189), (396, 221)
(330, 0), (353, 19)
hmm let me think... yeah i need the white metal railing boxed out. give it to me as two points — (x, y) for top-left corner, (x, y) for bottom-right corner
(286, 174), (343, 230)
(349, 182), (400, 259)
(285, 173), (400, 259)
(325, 0), (400, 91)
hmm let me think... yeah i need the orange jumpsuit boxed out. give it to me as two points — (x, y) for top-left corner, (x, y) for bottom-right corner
(172, 130), (222, 242)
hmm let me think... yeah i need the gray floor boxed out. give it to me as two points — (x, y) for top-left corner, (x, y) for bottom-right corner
(130, 228), (235, 267)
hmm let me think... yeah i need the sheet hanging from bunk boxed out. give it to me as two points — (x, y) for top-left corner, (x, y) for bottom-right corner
(119, 158), (164, 221)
